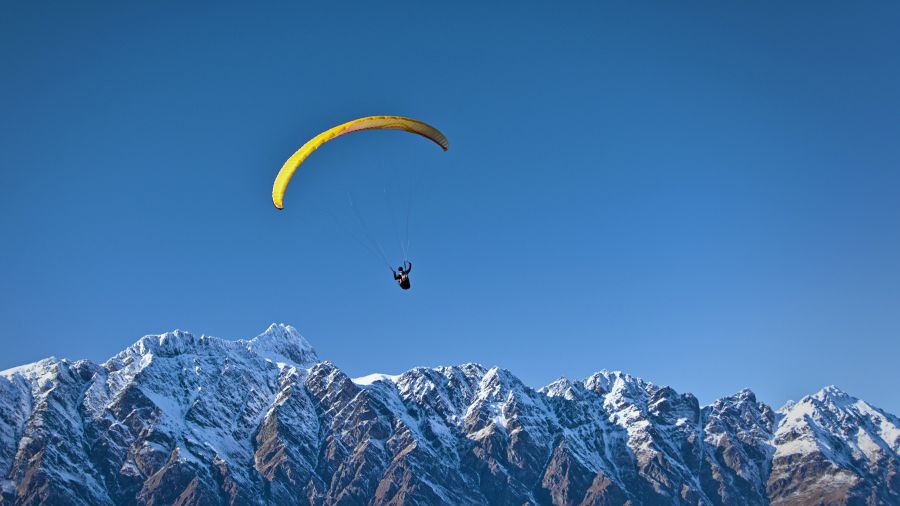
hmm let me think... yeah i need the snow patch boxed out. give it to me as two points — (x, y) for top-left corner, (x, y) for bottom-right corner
(352, 373), (400, 385)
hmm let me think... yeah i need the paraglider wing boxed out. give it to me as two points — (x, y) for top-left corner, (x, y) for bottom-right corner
(272, 115), (448, 209)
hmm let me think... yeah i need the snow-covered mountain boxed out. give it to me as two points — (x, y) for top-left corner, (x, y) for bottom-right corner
(0, 324), (897, 505)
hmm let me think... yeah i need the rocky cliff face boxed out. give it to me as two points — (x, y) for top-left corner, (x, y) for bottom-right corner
(1, 324), (897, 505)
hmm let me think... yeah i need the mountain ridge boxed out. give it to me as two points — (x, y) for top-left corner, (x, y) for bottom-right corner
(1, 324), (897, 505)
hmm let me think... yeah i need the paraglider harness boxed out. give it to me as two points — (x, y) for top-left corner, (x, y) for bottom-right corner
(393, 261), (412, 290)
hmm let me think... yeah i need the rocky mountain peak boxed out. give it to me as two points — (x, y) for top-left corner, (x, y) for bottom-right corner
(810, 384), (854, 405)
(105, 329), (204, 366)
(244, 323), (318, 368)
(540, 376), (575, 398)
(734, 387), (757, 402)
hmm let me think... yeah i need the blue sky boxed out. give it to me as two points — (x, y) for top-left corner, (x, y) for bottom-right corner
(2, 1), (899, 413)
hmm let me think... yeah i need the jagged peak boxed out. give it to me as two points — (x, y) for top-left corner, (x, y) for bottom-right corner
(588, 369), (638, 383)
(479, 366), (527, 394)
(0, 356), (61, 381)
(779, 385), (857, 415)
(393, 362), (487, 390)
(705, 389), (775, 429)
(249, 323), (305, 344)
(813, 384), (852, 402)
(110, 329), (203, 363)
(584, 369), (653, 396)
(541, 376), (593, 401)
(395, 362), (488, 389)
(452, 362), (489, 376)
(541, 376), (573, 395)
(101, 324), (319, 374)
(777, 385), (893, 428)
(419, 362), (488, 379)
(244, 323), (318, 367)
(716, 388), (758, 405)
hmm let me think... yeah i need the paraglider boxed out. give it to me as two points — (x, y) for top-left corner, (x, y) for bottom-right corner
(272, 116), (448, 210)
(272, 116), (447, 290)
(393, 261), (413, 290)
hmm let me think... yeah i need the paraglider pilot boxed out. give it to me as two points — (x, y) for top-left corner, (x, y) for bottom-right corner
(393, 261), (413, 290)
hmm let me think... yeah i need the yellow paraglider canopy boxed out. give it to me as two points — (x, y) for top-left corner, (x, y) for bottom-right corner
(272, 115), (448, 209)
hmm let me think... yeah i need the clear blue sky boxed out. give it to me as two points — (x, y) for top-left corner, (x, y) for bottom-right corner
(2, 2), (899, 413)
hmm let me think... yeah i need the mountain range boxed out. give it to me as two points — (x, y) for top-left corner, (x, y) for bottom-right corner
(1, 324), (897, 505)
